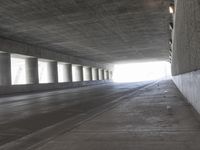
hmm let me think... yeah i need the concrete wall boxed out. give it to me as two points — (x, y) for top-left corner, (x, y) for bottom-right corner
(172, 0), (200, 75)
(98, 69), (103, 80)
(173, 71), (200, 114)
(26, 58), (39, 84)
(48, 61), (58, 83)
(0, 37), (113, 71)
(0, 80), (112, 96)
(172, 0), (200, 112)
(0, 37), (113, 95)
(65, 64), (73, 82)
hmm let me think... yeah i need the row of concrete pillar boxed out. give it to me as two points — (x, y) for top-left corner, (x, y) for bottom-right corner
(0, 53), (112, 86)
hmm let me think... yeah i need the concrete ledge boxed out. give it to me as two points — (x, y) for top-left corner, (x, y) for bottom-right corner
(173, 70), (200, 114)
(0, 80), (112, 96)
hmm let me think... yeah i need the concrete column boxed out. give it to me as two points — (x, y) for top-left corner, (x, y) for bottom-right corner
(49, 61), (58, 83)
(65, 64), (72, 82)
(78, 66), (83, 81)
(89, 67), (92, 81)
(26, 57), (39, 84)
(104, 70), (107, 80)
(0, 52), (11, 85)
(109, 71), (112, 80)
(110, 71), (113, 80)
(101, 69), (105, 80)
(83, 67), (92, 81)
(98, 69), (101, 80)
(98, 69), (104, 80)
(96, 68), (99, 80)
(106, 71), (109, 80)
(92, 68), (98, 80)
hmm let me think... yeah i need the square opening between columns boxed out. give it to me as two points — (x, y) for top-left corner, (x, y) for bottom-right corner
(38, 59), (52, 84)
(83, 66), (91, 81)
(72, 65), (82, 82)
(11, 55), (27, 85)
(58, 62), (70, 83)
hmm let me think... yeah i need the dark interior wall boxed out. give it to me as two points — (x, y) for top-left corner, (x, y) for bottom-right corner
(171, 0), (200, 76)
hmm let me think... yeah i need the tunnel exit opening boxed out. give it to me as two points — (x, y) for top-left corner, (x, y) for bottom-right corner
(113, 61), (171, 83)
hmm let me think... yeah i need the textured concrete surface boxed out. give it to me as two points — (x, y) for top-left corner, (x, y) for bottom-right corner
(173, 70), (200, 114)
(65, 64), (73, 82)
(72, 65), (83, 82)
(0, 81), (151, 149)
(171, 0), (200, 115)
(48, 61), (58, 83)
(0, 0), (171, 63)
(83, 67), (92, 81)
(98, 69), (104, 80)
(0, 80), (200, 150)
(0, 80), (111, 95)
(0, 37), (112, 71)
(172, 0), (200, 75)
(0, 53), (11, 85)
(26, 58), (39, 84)
(92, 68), (99, 80)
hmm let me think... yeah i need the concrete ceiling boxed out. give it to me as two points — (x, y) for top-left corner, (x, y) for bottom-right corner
(0, 0), (171, 63)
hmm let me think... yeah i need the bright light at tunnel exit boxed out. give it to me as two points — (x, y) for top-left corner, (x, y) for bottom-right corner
(113, 61), (171, 83)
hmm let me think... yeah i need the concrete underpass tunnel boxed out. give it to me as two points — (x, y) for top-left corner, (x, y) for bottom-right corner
(0, 0), (200, 149)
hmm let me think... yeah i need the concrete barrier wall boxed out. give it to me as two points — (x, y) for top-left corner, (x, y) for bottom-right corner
(173, 70), (200, 113)
(0, 80), (112, 96)
(171, 0), (200, 76)
(171, 0), (200, 113)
